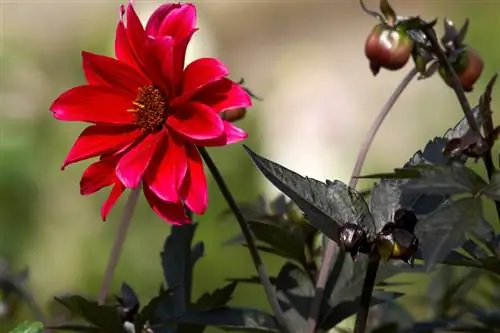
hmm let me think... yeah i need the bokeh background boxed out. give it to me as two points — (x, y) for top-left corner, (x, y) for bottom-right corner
(2, 0), (500, 332)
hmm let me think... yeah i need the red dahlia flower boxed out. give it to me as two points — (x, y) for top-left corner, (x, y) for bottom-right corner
(50, 2), (252, 224)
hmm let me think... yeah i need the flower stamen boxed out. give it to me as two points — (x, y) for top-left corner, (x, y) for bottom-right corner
(130, 86), (167, 132)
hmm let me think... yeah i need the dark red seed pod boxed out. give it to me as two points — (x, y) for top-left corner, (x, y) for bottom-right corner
(364, 24), (414, 76)
(439, 47), (484, 92)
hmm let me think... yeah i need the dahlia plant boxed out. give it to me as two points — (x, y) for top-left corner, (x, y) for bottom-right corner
(7, 1), (500, 333)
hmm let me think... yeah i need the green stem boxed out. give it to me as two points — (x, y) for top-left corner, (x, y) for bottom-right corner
(353, 253), (380, 333)
(197, 147), (293, 333)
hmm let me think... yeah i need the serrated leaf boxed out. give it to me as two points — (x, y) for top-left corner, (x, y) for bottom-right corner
(170, 308), (280, 332)
(54, 295), (125, 333)
(405, 165), (487, 195)
(139, 288), (185, 333)
(162, 224), (198, 314)
(10, 322), (44, 333)
(195, 282), (238, 311)
(368, 165), (487, 196)
(416, 198), (484, 271)
(249, 221), (307, 264)
(389, 106), (484, 217)
(320, 292), (404, 330)
(244, 145), (375, 243)
(275, 262), (314, 332)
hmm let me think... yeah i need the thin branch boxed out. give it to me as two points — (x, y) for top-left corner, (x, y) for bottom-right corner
(98, 185), (141, 305)
(422, 27), (480, 134)
(307, 67), (418, 333)
(197, 147), (293, 333)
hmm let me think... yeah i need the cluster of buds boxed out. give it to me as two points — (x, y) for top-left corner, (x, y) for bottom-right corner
(362, 0), (484, 92)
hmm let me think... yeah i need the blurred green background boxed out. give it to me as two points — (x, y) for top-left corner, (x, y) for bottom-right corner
(2, 0), (500, 332)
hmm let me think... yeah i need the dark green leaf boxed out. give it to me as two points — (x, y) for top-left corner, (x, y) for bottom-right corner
(241, 220), (307, 264)
(226, 276), (278, 285)
(416, 198), (484, 270)
(162, 224), (198, 313)
(139, 288), (185, 333)
(275, 262), (314, 332)
(10, 322), (44, 333)
(364, 165), (486, 196)
(195, 282), (238, 311)
(481, 170), (500, 201)
(320, 292), (404, 330)
(403, 165), (487, 196)
(244, 145), (374, 243)
(171, 308), (280, 332)
(54, 295), (125, 333)
(389, 106), (483, 217)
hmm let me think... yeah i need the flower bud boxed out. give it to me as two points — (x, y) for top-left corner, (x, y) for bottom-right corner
(365, 24), (414, 76)
(439, 47), (484, 92)
(220, 108), (246, 122)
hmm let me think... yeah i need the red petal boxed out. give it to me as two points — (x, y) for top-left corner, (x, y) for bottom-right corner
(172, 29), (197, 88)
(116, 131), (163, 189)
(194, 78), (252, 112)
(143, 186), (190, 225)
(168, 102), (224, 140)
(62, 125), (141, 169)
(189, 121), (248, 147)
(180, 145), (207, 215)
(115, 22), (140, 73)
(145, 130), (187, 202)
(51, 85), (137, 125)
(156, 4), (197, 39)
(176, 58), (229, 102)
(125, 3), (147, 68)
(80, 155), (119, 195)
(82, 51), (149, 94)
(147, 36), (174, 96)
(101, 182), (126, 221)
(145, 3), (179, 36)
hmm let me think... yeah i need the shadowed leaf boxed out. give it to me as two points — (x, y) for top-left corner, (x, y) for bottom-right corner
(416, 198), (484, 270)
(172, 308), (280, 332)
(275, 263), (314, 332)
(320, 292), (404, 330)
(54, 295), (124, 333)
(161, 224), (198, 313)
(226, 276), (278, 285)
(195, 282), (238, 311)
